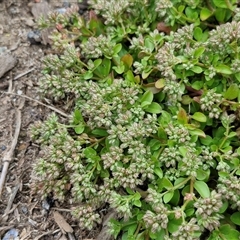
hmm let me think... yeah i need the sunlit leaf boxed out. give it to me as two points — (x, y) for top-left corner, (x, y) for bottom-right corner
(194, 180), (210, 198)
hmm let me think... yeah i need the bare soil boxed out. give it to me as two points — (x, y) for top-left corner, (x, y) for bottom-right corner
(0, 1), (103, 239)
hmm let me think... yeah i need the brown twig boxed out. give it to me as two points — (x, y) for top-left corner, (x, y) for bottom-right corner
(13, 67), (35, 81)
(0, 108), (21, 198)
(0, 90), (69, 118)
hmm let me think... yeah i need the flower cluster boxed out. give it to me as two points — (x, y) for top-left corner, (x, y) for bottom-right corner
(163, 80), (184, 104)
(165, 124), (191, 144)
(39, 45), (85, 99)
(88, 0), (134, 24)
(80, 35), (116, 59)
(72, 205), (101, 230)
(167, 24), (194, 51)
(217, 174), (240, 210)
(143, 188), (169, 233)
(108, 191), (133, 220)
(156, 43), (179, 80)
(200, 90), (222, 118)
(194, 190), (223, 231)
(206, 21), (240, 56)
(30, 113), (59, 145)
(171, 218), (201, 240)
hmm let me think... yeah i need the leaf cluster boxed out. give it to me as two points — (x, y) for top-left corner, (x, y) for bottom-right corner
(31, 0), (240, 239)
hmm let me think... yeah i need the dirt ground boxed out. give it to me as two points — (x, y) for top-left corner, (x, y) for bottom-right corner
(0, 1), (103, 239)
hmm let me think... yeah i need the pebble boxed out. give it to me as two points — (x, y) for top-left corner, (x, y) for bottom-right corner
(1, 145), (6, 151)
(2, 228), (19, 240)
(27, 30), (42, 44)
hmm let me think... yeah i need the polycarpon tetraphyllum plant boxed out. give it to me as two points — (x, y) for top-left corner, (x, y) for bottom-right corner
(30, 0), (240, 239)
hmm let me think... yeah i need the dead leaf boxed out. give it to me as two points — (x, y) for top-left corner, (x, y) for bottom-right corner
(53, 211), (73, 233)
(157, 22), (171, 35)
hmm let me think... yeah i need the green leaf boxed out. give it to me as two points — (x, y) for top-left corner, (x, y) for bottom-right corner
(163, 191), (174, 203)
(127, 223), (138, 235)
(142, 69), (153, 79)
(215, 8), (226, 22)
(191, 112), (207, 122)
(219, 224), (240, 239)
(185, 208), (195, 217)
(125, 70), (135, 83)
(196, 169), (210, 181)
(219, 201), (229, 213)
(170, 190), (180, 206)
(200, 135), (212, 145)
(74, 125), (85, 134)
(179, 146), (188, 157)
(215, 64), (233, 75)
(83, 71), (93, 79)
(227, 131), (237, 138)
(200, 8), (213, 21)
(193, 27), (203, 41)
(144, 37), (155, 52)
(181, 95), (192, 105)
(91, 128), (108, 136)
(174, 178), (188, 189)
(93, 59), (102, 69)
(188, 128), (206, 138)
(152, 229), (165, 240)
(109, 219), (122, 239)
(141, 90), (153, 104)
(149, 139), (162, 151)
(192, 80), (203, 90)
(224, 84), (239, 100)
(190, 66), (203, 73)
(126, 187), (135, 195)
(213, 0), (229, 8)
(74, 109), (83, 123)
(230, 212), (240, 226)
(133, 199), (142, 207)
(113, 43), (122, 55)
(194, 180), (210, 198)
(167, 218), (182, 233)
(155, 79), (165, 89)
(162, 177), (173, 190)
(113, 62), (125, 74)
(154, 166), (163, 179)
(94, 58), (111, 78)
(158, 111), (172, 126)
(144, 102), (162, 114)
(83, 147), (97, 158)
(194, 46), (205, 58)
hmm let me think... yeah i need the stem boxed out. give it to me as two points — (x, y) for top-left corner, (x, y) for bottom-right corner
(224, 0), (234, 10)
(161, 176), (192, 197)
(219, 127), (229, 150)
(135, 187), (148, 198)
(171, 7), (195, 24)
(89, 137), (106, 147)
(134, 222), (142, 238)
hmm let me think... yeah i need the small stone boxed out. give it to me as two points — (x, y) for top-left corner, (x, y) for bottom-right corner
(0, 49), (17, 78)
(55, 8), (67, 14)
(2, 228), (19, 240)
(27, 30), (42, 44)
(21, 205), (28, 215)
(1, 145), (6, 151)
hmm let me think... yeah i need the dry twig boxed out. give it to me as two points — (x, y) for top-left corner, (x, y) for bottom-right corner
(0, 91), (68, 118)
(0, 108), (21, 198)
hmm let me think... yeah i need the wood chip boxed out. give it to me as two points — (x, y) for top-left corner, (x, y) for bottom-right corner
(0, 52), (17, 78)
(30, 1), (52, 45)
(53, 211), (73, 233)
(96, 210), (117, 240)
